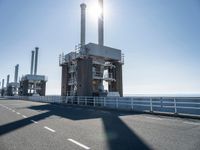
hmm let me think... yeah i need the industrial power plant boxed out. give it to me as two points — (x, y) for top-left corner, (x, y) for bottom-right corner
(60, 0), (124, 97)
(0, 47), (48, 96)
(0, 0), (124, 97)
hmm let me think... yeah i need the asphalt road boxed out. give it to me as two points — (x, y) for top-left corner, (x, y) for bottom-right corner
(0, 98), (200, 150)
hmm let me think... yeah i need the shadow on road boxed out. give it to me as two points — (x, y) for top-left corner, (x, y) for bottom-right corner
(0, 102), (152, 150)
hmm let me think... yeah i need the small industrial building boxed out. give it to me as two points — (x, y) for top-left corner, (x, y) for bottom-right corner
(19, 47), (47, 96)
(60, 0), (124, 97)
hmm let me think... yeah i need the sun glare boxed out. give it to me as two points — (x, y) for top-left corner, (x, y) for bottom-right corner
(88, 0), (105, 21)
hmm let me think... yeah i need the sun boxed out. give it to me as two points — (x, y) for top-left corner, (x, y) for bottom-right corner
(88, 0), (104, 21)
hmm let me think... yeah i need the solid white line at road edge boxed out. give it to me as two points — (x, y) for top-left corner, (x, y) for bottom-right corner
(145, 116), (163, 120)
(183, 121), (200, 126)
(44, 126), (56, 132)
(68, 138), (90, 150)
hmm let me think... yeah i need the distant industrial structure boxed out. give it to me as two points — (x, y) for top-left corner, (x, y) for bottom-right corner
(6, 64), (20, 96)
(60, 0), (124, 97)
(0, 79), (5, 96)
(19, 47), (47, 96)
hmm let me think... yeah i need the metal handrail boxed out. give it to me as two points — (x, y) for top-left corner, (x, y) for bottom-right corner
(4, 96), (200, 117)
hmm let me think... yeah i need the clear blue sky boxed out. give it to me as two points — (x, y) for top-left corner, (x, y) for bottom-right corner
(0, 0), (200, 95)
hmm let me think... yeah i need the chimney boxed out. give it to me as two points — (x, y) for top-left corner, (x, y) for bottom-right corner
(98, 0), (104, 46)
(30, 50), (35, 75)
(34, 47), (39, 75)
(14, 64), (19, 83)
(6, 75), (10, 87)
(2, 79), (4, 89)
(80, 3), (86, 47)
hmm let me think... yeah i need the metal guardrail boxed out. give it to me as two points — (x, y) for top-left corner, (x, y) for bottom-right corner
(4, 96), (200, 117)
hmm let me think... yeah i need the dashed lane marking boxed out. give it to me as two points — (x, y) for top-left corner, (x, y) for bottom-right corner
(22, 115), (27, 118)
(68, 138), (90, 150)
(31, 120), (38, 124)
(44, 126), (56, 133)
(16, 112), (21, 115)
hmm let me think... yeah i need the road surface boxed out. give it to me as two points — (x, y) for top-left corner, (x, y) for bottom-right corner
(0, 98), (200, 150)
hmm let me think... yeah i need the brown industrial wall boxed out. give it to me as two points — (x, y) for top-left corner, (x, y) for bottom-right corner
(39, 81), (46, 96)
(19, 80), (29, 96)
(61, 64), (68, 96)
(77, 58), (93, 96)
(109, 62), (123, 97)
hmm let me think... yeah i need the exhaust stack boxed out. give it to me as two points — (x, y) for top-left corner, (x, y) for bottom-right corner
(2, 79), (4, 89)
(34, 47), (39, 75)
(80, 3), (86, 47)
(6, 75), (10, 87)
(98, 0), (104, 46)
(14, 64), (19, 83)
(30, 50), (35, 75)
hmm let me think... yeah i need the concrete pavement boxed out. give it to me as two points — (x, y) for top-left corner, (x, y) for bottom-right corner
(0, 98), (200, 150)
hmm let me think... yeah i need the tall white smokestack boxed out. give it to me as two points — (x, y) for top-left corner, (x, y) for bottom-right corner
(34, 47), (39, 75)
(7, 75), (10, 87)
(80, 3), (86, 47)
(14, 64), (19, 83)
(98, 0), (104, 46)
(30, 50), (35, 75)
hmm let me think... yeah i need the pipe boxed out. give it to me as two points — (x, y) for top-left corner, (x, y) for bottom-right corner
(80, 3), (86, 47)
(98, 0), (104, 46)
(30, 50), (35, 75)
(6, 75), (10, 87)
(34, 47), (39, 75)
(14, 64), (19, 83)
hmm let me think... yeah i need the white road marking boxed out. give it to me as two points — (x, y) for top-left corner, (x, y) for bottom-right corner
(22, 115), (27, 118)
(145, 116), (163, 121)
(44, 126), (56, 133)
(183, 121), (200, 126)
(16, 112), (21, 115)
(31, 120), (38, 124)
(12, 110), (15, 112)
(68, 138), (90, 150)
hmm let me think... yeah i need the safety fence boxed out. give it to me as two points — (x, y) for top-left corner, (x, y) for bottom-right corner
(5, 96), (200, 118)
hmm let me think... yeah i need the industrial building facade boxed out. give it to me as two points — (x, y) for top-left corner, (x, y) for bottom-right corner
(60, 0), (124, 97)
(19, 47), (47, 96)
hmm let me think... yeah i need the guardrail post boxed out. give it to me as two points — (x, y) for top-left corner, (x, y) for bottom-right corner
(77, 97), (80, 105)
(104, 97), (106, 107)
(131, 98), (134, 110)
(116, 98), (118, 109)
(72, 97), (74, 104)
(94, 97), (96, 107)
(150, 98), (153, 112)
(174, 98), (177, 114)
(85, 97), (87, 106)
